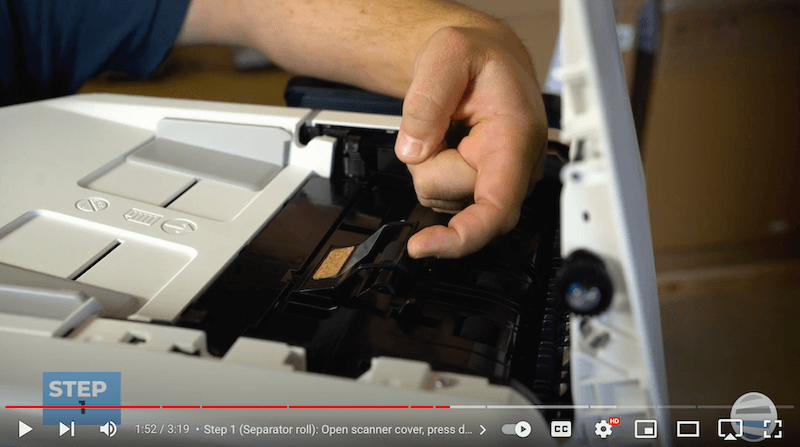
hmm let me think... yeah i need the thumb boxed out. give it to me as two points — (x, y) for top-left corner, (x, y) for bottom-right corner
(395, 30), (471, 165)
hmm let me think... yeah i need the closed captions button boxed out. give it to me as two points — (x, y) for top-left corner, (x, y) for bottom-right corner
(551, 420), (572, 438)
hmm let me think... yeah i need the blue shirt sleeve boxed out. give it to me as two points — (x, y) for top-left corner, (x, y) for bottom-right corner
(1, 0), (191, 106)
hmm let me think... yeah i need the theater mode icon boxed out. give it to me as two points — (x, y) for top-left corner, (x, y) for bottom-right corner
(676, 420), (701, 438)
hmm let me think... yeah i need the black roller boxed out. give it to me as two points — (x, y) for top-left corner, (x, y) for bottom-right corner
(554, 249), (614, 315)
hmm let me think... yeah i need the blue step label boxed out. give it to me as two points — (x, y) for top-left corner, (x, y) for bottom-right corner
(42, 372), (121, 425)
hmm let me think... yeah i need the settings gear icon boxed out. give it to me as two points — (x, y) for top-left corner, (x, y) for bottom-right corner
(594, 420), (613, 438)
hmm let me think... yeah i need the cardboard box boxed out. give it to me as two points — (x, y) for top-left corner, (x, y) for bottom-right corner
(457, 0), (643, 93)
(456, 0), (561, 87)
(642, 1), (800, 250)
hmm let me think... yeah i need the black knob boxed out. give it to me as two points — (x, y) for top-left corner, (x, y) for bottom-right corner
(554, 249), (614, 315)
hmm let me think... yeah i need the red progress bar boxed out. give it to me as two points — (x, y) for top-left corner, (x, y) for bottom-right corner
(202, 406), (288, 409)
(6, 405), (449, 409)
(290, 406), (409, 409)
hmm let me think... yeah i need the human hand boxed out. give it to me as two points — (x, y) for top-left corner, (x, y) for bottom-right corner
(395, 26), (548, 259)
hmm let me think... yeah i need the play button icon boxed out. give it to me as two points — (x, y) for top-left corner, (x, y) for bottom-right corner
(18, 420), (33, 438)
(515, 421), (532, 438)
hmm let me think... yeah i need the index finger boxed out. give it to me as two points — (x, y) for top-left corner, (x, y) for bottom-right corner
(407, 119), (535, 258)
(394, 28), (474, 165)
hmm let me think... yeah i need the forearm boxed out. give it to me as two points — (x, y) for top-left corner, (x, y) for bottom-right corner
(181, 0), (533, 98)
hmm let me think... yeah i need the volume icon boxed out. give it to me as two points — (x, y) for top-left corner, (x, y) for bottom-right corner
(100, 421), (117, 437)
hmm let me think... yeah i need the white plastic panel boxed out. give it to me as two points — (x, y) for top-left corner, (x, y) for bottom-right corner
(167, 180), (258, 222)
(0, 212), (117, 279)
(128, 139), (282, 191)
(557, 0), (668, 445)
(84, 160), (196, 207)
(130, 164), (311, 322)
(288, 135), (337, 178)
(223, 338), (307, 372)
(70, 318), (208, 355)
(0, 286), (101, 337)
(0, 95), (316, 322)
(0, 211), (195, 303)
(311, 110), (401, 131)
(0, 264), (143, 319)
(46, 93), (313, 133)
(76, 238), (194, 300)
(156, 118), (291, 166)
(357, 357), (432, 390)
(0, 286), (86, 319)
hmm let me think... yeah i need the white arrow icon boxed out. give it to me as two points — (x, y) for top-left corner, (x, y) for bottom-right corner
(164, 222), (190, 232)
(480, 425), (486, 435)
(161, 219), (197, 235)
(515, 421), (531, 438)
(18, 420), (33, 438)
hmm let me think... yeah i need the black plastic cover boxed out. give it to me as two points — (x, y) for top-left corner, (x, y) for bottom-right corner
(174, 128), (570, 412)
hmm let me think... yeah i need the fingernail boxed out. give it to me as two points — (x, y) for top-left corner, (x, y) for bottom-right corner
(399, 133), (423, 158)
